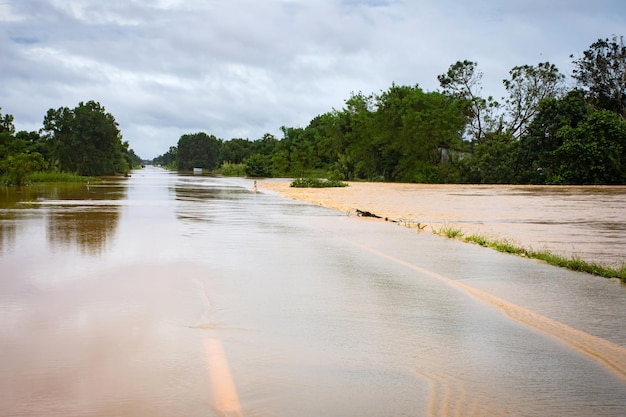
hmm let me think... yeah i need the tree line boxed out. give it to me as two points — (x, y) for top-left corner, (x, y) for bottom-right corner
(1, 101), (142, 185)
(155, 35), (626, 185)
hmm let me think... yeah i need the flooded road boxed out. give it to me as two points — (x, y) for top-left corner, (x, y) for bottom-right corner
(1, 167), (626, 416)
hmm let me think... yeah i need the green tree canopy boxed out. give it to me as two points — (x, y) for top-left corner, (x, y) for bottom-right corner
(517, 89), (626, 184)
(176, 132), (221, 170)
(41, 100), (129, 176)
(572, 35), (626, 117)
(503, 62), (565, 139)
(438, 60), (500, 143)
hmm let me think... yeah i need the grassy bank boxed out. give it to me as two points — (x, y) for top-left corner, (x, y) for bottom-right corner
(28, 171), (99, 183)
(430, 225), (626, 282)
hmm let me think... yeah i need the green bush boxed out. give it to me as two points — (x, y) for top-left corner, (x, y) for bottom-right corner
(217, 162), (247, 177)
(0, 152), (47, 185)
(290, 177), (348, 188)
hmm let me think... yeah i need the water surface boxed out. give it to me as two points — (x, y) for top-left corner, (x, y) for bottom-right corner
(1, 167), (625, 417)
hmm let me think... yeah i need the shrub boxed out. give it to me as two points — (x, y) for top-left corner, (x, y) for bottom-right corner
(290, 177), (348, 188)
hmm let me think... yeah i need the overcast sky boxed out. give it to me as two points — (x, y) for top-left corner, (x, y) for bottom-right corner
(2, 0), (625, 159)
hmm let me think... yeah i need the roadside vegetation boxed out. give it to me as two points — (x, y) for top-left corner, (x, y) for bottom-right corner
(152, 35), (626, 186)
(1, 101), (142, 186)
(290, 177), (348, 188)
(431, 226), (626, 282)
(28, 171), (99, 183)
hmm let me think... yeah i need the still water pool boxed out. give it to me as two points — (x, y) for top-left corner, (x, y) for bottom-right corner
(1, 167), (625, 416)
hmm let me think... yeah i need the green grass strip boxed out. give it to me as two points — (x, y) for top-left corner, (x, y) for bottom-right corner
(439, 230), (626, 282)
(28, 171), (99, 183)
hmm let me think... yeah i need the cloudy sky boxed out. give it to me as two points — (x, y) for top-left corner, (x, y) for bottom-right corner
(1, 0), (625, 159)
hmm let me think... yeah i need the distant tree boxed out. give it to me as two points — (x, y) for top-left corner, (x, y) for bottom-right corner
(375, 84), (466, 182)
(1, 108), (16, 135)
(438, 60), (501, 143)
(220, 138), (253, 165)
(517, 89), (626, 184)
(41, 101), (129, 176)
(244, 153), (272, 177)
(1, 109), (49, 184)
(304, 111), (356, 180)
(572, 35), (626, 117)
(553, 109), (626, 184)
(342, 92), (378, 180)
(517, 90), (590, 183)
(176, 132), (221, 170)
(277, 125), (319, 177)
(503, 62), (565, 139)
(0, 151), (47, 185)
(153, 146), (177, 166)
(252, 133), (279, 156)
(125, 147), (143, 169)
(462, 132), (518, 184)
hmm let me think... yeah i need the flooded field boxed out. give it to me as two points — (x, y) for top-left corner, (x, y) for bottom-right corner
(259, 181), (626, 268)
(1, 167), (625, 416)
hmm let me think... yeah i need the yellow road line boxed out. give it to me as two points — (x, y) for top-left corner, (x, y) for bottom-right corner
(205, 338), (243, 417)
(347, 238), (626, 382)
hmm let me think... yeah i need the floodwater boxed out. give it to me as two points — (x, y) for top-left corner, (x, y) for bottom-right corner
(1, 166), (625, 417)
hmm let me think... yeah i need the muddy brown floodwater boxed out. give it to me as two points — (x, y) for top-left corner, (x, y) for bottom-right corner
(258, 180), (626, 268)
(1, 167), (626, 417)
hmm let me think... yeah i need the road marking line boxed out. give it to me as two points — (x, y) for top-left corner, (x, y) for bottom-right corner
(205, 338), (243, 416)
(347, 238), (626, 382)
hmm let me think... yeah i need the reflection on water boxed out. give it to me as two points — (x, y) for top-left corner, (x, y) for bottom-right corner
(0, 182), (126, 254)
(1, 168), (625, 417)
(47, 206), (121, 254)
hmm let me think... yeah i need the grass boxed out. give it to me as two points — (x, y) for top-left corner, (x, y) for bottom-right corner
(434, 227), (626, 282)
(432, 224), (465, 239)
(28, 171), (99, 183)
(290, 177), (349, 188)
(216, 162), (247, 177)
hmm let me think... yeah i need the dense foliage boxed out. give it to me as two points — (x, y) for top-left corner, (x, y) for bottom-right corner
(1, 101), (141, 185)
(157, 36), (626, 184)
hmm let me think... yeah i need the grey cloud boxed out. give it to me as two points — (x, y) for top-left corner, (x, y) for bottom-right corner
(1, 0), (625, 158)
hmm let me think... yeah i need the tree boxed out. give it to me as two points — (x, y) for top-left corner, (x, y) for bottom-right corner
(41, 101), (128, 176)
(342, 92), (378, 180)
(572, 35), (626, 117)
(176, 132), (221, 170)
(0, 152), (47, 185)
(1, 109), (48, 184)
(516, 89), (626, 184)
(438, 60), (501, 143)
(375, 84), (466, 182)
(462, 132), (518, 184)
(244, 153), (272, 177)
(517, 90), (590, 183)
(277, 126), (319, 177)
(125, 147), (143, 169)
(553, 110), (626, 184)
(220, 138), (253, 165)
(503, 62), (565, 139)
(1, 108), (15, 135)
(153, 146), (177, 167)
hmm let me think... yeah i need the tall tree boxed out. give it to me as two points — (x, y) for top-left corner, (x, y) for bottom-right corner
(516, 90), (590, 183)
(41, 101), (128, 176)
(343, 92), (378, 180)
(554, 109), (626, 184)
(502, 62), (565, 139)
(438, 60), (500, 143)
(219, 138), (253, 165)
(572, 35), (626, 117)
(176, 132), (221, 170)
(376, 84), (466, 182)
(1, 108), (15, 135)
